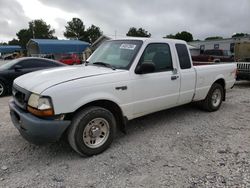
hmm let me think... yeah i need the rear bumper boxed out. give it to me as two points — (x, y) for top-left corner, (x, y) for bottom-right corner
(237, 72), (250, 80)
(9, 100), (71, 144)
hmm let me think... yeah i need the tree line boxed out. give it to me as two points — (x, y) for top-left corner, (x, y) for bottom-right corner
(1, 18), (103, 49)
(1, 17), (249, 48)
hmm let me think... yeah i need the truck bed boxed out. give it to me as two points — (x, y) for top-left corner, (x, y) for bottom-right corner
(193, 61), (235, 66)
(192, 62), (236, 101)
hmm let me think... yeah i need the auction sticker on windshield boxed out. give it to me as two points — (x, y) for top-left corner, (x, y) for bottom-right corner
(120, 44), (136, 50)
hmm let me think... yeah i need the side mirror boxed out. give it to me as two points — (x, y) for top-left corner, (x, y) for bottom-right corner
(13, 65), (22, 71)
(135, 62), (155, 74)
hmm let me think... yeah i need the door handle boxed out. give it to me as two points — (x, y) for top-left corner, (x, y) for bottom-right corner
(171, 75), (179, 80)
(115, 86), (127, 90)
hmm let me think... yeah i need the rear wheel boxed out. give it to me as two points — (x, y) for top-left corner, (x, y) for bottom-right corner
(0, 81), (7, 97)
(68, 106), (116, 156)
(201, 83), (224, 112)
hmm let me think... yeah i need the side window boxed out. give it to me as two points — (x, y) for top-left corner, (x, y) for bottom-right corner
(214, 44), (219, 49)
(18, 60), (34, 68)
(230, 43), (235, 53)
(37, 60), (57, 67)
(200, 45), (205, 54)
(139, 43), (173, 72)
(223, 50), (228, 56)
(176, 44), (191, 69)
(18, 59), (55, 68)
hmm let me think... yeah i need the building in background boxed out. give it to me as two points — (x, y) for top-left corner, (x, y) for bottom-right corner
(189, 37), (250, 55)
(188, 44), (200, 56)
(27, 39), (90, 60)
(0, 45), (22, 59)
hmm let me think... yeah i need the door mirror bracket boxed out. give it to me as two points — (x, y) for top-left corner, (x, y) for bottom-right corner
(172, 68), (178, 75)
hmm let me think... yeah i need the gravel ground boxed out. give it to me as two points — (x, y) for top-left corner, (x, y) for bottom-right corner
(0, 82), (250, 187)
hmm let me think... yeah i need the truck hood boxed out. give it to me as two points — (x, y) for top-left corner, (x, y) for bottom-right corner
(14, 65), (125, 93)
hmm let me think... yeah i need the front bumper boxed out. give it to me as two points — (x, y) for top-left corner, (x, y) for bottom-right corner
(9, 100), (71, 144)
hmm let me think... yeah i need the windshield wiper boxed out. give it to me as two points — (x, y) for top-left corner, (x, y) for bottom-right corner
(92, 62), (116, 70)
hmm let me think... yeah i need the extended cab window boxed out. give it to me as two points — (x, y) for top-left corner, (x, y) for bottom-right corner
(139, 43), (173, 72)
(176, 44), (191, 69)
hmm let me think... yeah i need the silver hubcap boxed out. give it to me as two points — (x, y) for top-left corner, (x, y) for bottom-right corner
(83, 118), (110, 148)
(211, 89), (222, 107)
(0, 83), (4, 96)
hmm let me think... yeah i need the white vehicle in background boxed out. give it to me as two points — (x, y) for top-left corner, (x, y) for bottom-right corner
(9, 38), (237, 156)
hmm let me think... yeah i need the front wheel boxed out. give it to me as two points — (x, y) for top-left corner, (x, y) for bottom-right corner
(201, 83), (224, 112)
(68, 106), (116, 156)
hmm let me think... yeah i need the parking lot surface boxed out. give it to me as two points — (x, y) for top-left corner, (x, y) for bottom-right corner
(0, 82), (250, 187)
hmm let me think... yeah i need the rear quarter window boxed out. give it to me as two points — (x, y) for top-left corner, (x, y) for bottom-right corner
(175, 44), (191, 69)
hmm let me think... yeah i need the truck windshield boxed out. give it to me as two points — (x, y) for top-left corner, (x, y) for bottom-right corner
(87, 40), (143, 70)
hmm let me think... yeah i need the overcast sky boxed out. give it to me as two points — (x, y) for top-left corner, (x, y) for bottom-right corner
(0, 0), (250, 42)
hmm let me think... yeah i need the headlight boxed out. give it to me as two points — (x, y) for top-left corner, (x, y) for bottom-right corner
(27, 93), (54, 117)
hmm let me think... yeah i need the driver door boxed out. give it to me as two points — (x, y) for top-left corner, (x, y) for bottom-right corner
(130, 43), (180, 118)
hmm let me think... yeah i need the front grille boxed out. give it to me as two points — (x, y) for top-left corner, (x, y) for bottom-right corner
(12, 84), (31, 110)
(237, 63), (250, 72)
(14, 89), (25, 105)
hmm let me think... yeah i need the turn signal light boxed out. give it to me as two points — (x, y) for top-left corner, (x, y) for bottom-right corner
(27, 106), (54, 117)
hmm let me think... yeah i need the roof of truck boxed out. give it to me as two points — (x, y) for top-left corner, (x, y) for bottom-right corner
(110, 37), (187, 44)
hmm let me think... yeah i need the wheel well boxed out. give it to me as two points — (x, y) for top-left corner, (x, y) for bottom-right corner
(214, 78), (226, 101)
(0, 78), (6, 85)
(66, 100), (127, 133)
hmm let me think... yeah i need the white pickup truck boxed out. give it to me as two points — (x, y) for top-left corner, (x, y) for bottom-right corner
(9, 38), (236, 156)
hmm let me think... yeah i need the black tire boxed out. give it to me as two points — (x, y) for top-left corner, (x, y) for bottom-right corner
(68, 106), (116, 156)
(0, 81), (7, 97)
(201, 83), (224, 112)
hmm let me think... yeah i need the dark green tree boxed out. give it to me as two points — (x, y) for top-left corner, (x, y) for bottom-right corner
(8, 38), (20, 45)
(64, 18), (88, 41)
(164, 34), (176, 39)
(175, 31), (193, 42)
(29, 19), (56, 39)
(232, 33), (249, 38)
(16, 19), (56, 49)
(16, 29), (32, 49)
(126, 27), (151, 37)
(164, 31), (193, 42)
(86, 25), (102, 43)
(205, 36), (223, 40)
